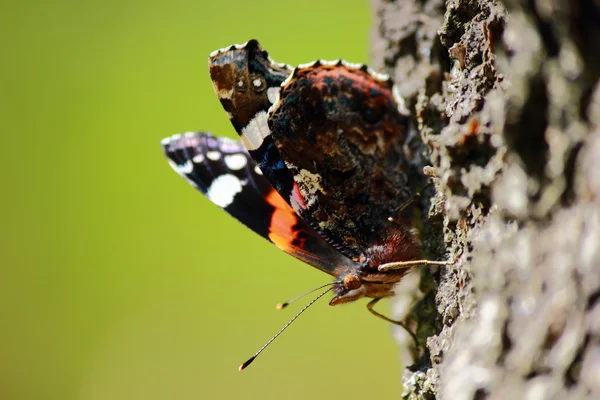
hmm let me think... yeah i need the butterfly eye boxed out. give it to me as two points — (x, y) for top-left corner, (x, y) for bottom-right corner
(250, 74), (266, 93)
(235, 79), (247, 92)
(361, 102), (386, 124)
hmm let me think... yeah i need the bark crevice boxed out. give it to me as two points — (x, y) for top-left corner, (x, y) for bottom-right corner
(371, 0), (600, 398)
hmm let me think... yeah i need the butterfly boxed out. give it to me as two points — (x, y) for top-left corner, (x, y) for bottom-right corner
(162, 40), (450, 368)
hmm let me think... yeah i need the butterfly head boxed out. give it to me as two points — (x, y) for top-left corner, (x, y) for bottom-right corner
(329, 270), (402, 306)
(330, 229), (420, 305)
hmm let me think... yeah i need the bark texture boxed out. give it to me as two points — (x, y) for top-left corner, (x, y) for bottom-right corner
(371, 1), (600, 398)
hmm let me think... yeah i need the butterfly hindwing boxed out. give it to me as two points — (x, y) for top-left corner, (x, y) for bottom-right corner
(161, 132), (353, 276)
(267, 62), (418, 262)
(207, 40), (418, 263)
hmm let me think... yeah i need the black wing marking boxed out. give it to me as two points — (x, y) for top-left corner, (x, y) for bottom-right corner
(161, 132), (354, 276)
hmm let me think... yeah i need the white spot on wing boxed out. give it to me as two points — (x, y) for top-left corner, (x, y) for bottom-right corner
(341, 60), (362, 69)
(252, 78), (262, 88)
(192, 154), (205, 163)
(298, 60), (318, 69)
(167, 159), (198, 188)
(240, 111), (270, 151)
(366, 67), (389, 81)
(206, 151), (221, 161)
(177, 160), (193, 174)
(393, 85), (410, 116)
(224, 153), (248, 170)
(267, 87), (280, 104)
(254, 166), (263, 175)
(320, 59), (339, 66)
(207, 174), (243, 208)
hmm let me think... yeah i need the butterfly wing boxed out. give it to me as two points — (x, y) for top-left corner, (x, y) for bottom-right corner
(208, 40), (297, 203)
(267, 62), (418, 261)
(208, 40), (361, 260)
(161, 132), (353, 276)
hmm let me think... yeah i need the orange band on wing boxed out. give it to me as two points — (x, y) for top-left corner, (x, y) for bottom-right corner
(265, 189), (304, 251)
(263, 188), (343, 276)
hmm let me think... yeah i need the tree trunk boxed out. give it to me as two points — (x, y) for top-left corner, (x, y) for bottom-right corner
(371, 0), (600, 398)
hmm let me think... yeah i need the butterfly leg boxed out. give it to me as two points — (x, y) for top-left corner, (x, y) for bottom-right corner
(377, 257), (456, 272)
(367, 298), (420, 349)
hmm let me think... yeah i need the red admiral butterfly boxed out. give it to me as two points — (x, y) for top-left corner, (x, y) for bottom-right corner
(162, 40), (450, 369)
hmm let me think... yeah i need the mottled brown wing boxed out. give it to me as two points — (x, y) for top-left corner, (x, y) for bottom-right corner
(208, 40), (297, 201)
(268, 62), (415, 259)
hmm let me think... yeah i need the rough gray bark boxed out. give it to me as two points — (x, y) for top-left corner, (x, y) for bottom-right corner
(371, 0), (600, 398)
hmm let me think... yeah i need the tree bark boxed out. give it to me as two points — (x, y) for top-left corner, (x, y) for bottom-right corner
(371, 0), (600, 398)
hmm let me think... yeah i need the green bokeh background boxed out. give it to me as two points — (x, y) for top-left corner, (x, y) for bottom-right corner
(1, 1), (404, 399)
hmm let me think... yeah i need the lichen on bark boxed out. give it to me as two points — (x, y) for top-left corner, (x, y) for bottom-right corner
(371, 0), (600, 398)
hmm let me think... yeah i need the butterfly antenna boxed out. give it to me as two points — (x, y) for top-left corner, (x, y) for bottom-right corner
(239, 287), (333, 371)
(276, 282), (338, 310)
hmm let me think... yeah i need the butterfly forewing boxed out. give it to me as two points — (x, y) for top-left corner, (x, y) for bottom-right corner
(161, 132), (353, 276)
(208, 40), (297, 204)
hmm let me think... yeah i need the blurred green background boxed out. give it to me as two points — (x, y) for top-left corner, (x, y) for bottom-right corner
(1, 1), (404, 399)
